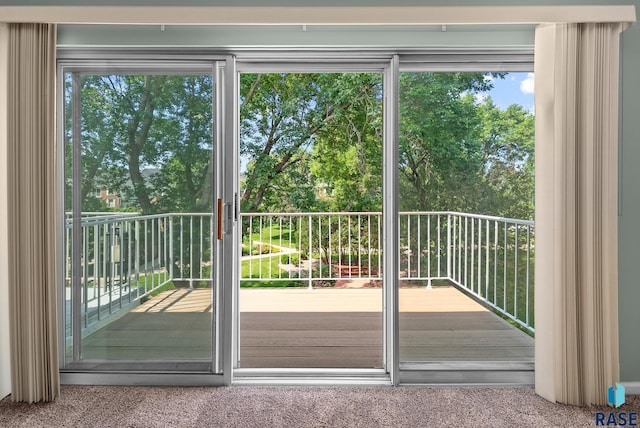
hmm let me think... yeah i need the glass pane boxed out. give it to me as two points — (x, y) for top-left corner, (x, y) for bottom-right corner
(397, 71), (535, 364)
(64, 72), (215, 364)
(238, 72), (384, 369)
(63, 72), (74, 363)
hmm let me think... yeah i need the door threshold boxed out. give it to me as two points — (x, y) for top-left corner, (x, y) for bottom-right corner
(232, 368), (392, 386)
(398, 361), (534, 386)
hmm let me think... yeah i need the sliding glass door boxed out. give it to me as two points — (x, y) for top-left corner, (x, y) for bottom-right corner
(60, 61), (226, 373)
(396, 69), (535, 377)
(57, 52), (535, 386)
(233, 61), (394, 376)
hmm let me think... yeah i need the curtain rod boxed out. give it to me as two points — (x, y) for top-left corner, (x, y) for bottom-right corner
(0, 5), (636, 25)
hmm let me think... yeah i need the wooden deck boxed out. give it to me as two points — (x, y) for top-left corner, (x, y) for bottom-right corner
(81, 286), (534, 367)
(81, 288), (213, 360)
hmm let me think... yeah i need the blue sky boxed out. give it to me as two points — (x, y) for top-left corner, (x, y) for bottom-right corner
(480, 72), (535, 113)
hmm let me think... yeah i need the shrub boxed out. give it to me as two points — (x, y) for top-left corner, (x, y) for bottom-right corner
(254, 244), (273, 254)
(280, 253), (300, 265)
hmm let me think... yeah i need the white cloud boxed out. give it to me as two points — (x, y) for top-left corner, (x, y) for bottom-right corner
(520, 72), (535, 94)
(474, 93), (488, 104)
(483, 74), (494, 82)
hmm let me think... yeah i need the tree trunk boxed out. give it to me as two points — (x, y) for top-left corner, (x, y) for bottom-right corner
(126, 76), (165, 213)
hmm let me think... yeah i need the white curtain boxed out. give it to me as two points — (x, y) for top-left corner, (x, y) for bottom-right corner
(534, 22), (627, 406)
(6, 23), (59, 403)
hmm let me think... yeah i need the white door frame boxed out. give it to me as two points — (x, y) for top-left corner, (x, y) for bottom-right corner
(230, 54), (398, 385)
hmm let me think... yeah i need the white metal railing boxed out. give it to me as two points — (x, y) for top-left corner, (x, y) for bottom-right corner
(240, 211), (534, 333)
(444, 212), (534, 333)
(240, 212), (383, 287)
(66, 210), (534, 334)
(65, 213), (213, 331)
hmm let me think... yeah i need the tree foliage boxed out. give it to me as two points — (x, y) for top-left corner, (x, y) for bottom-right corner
(70, 73), (213, 214)
(477, 101), (535, 219)
(240, 72), (383, 213)
(397, 72), (534, 219)
(398, 72), (491, 212)
(70, 70), (535, 221)
(310, 74), (383, 212)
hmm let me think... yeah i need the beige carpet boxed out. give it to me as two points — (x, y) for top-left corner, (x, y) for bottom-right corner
(1, 386), (638, 427)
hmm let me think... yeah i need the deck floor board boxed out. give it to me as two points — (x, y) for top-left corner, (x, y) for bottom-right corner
(80, 286), (534, 366)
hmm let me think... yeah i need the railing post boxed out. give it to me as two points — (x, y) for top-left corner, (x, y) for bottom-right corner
(83, 225), (88, 326)
(308, 215), (313, 290)
(134, 219), (140, 285)
(426, 213), (432, 290)
(127, 220), (132, 299)
(169, 215), (174, 281)
(447, 213), (451, 281)
(189, 215), (194, 290)
(113, 221), (121, 309)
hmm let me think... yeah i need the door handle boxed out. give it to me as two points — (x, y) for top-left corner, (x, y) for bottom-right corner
(217, 198), (223, 240)
(217, 198), (235, 239)
(224, 201), (234, 234)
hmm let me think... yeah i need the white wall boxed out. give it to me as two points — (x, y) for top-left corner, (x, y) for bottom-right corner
(618, 19), (640, 387)
(0, 23), (12, 399)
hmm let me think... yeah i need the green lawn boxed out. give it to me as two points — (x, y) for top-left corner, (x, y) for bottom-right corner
(241, 253), (304, 284)
(243, 222), (298, 249)
(241, 221), (306, 287)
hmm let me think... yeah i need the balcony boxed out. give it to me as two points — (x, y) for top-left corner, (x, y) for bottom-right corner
(65, 211), (534, 367)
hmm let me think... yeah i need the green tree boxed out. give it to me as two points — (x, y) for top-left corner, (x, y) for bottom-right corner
(240, 72), (382, 213)
(398, 72), (499, 212)
(149, 75), (214, 213)
(310, 74), (383, 212)
(72, 73), (214, 280)
(75, 74), (213, 214)
(240, 71), (534, 219)
(477, 100), (535, 219)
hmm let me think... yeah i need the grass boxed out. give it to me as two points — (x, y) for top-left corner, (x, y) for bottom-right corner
(126, 271), (171, 292)
(241, 254), (301, 283)
(240, 279), (307, 288)
(241, 222), (305, 287)
(244, 223), (298, 249)
(240, 254), (308, 288)
(143, 281), (176, 301)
